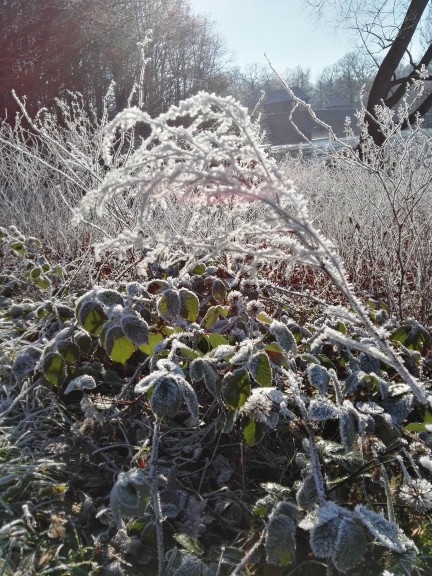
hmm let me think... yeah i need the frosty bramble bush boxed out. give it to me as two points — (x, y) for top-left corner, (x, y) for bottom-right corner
(1, 87), (432, 574)
(2, 229), (432, 574)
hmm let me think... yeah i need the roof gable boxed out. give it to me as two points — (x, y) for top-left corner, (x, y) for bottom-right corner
(263, 87), (310, 105)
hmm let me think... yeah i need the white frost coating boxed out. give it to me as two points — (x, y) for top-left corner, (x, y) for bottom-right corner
(72, 90), (427, 401)
(355, 504), (408, 553)
(64, 374), (97, 395)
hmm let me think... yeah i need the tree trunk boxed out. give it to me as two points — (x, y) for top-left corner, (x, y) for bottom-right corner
(361, 0), (430, 151)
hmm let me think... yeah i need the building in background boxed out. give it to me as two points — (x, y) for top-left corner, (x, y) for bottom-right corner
(263, 88), (357, 145)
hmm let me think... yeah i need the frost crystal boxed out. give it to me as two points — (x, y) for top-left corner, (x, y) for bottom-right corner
(399, 478), (432, 513)
(240, 387), (290, 427)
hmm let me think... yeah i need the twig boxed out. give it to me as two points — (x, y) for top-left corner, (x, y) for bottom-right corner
(230, 530), (265, 576)
(149, 417), (165, 576)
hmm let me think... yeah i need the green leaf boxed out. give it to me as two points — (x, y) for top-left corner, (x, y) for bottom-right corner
(57, 341), (80, 363)
(173, 533), (204, 557)
(42, 352), (67, 386)
(222, 368), (250, 410)
(177, 344), (201, 360)
(52, 264), (63, 277)
(157, 289), (181, 321)
(34, 274), (50, 289)
(10, 241), (25, 256)
(242, 417), (266, 446)
(264, 342), (286, 367)
(248, 352), (272, 386)
(257, 311), (272, 324)
(179, 288), (200, 322)
(104, 327), (135, 365)
(195, 333), (230, 353)
(404, 409), (432, 432)
(202, 305), (229, 330)
(30, 266), (42, 279)
(76, 300), (107, 336)
(335, 321), (347, 335)
(188, 262), (206, 275)
(212, 278), (227, 303)
(139, 331), (165, 356)
(391, 321), (432, 351)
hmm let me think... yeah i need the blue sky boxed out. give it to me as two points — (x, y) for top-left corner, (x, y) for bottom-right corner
(188, 0), (355, 78)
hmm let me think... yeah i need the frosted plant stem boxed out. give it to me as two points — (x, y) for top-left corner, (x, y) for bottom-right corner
(149, 417), (165, 576)
(380, 464), (395, 523)
(230, 530), (265, 576)
(308, 428), (326, 507)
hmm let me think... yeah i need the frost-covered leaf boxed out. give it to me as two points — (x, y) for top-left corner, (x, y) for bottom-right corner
(222, 368), (250, 410)
(296, 473), (319, 509)
(151, 375), (181, 418)
(160, 489), (188, 519)
(157, 289), (181, 321)
(344, 370), (368, 394)
(270, 320), (297, 354)
(359, 351), (381, 374)
(356, 401), (384, 415)
(42, 352), (66, 386)
(264, 342), (286, 366)
(381, 394), (414, 425)
(299, 501), (341, 531)
(390, 320), (432, 352)
(64, 374), (97, 395)
(179, 378), (199, 420)
(110, 469), (151, 527)
(307, 364), (330, 395)
(76, 299), (107, 336)
(201, 305), (229, 330)
(96, 288), (124, 307)
(308, 397), (338, 421)
(139, 331), (164, 356)
(80, 395), (105, 423)
(173, 557), (203, 576)
(134, 371), (163, 394)
(120, 313), (149, 345)
(333, 517), (367, 572)
(265, 512), (296, 566)
(212, 278), (227, 303)
(248, 352), (272, 387)
(230, 342), (253, 366)
(179, 288), (200, 322)
(189, 358), (220, 397)
(339, 406), (357, 451)
(310, 517), (340, 558)
(57, 341), (80, 363)
(104, 326), (135, 365)
(355, 504), (406, 553)
(12, 353), (36, 380)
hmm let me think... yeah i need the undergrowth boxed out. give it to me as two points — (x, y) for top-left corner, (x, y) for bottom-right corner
(1, 225), (432, 575)
(1, 63), (432, 575)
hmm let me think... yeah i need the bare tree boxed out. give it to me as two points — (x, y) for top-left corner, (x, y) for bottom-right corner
(307, 0), (432, 150)
(0, 0), (230, 120)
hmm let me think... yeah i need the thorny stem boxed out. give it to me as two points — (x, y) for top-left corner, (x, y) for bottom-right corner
(149, 417), (165, 576)
(308, 427), (327, 507)
(230, 530), (265, 576)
